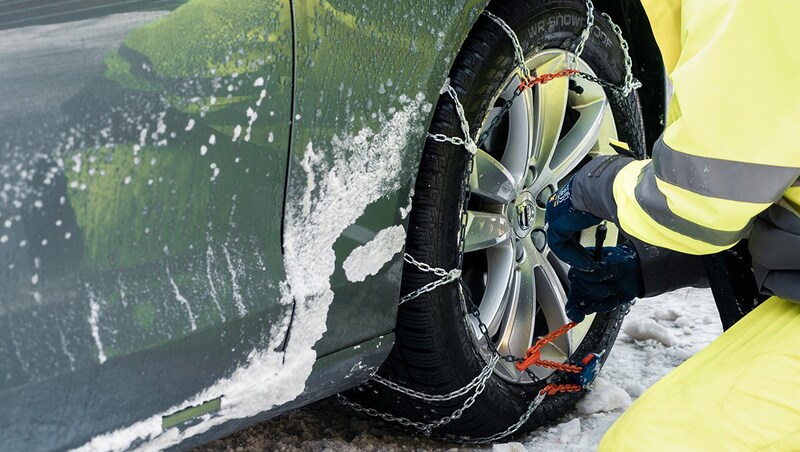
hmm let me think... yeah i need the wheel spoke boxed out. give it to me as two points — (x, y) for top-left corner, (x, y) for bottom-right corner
(546, 249), (570, 289)
(527, 59), (609, 195)
(542, 95), (606, 186)
(469, 148), (517, 204)
(529, 55), (570, 181)
(530, 249), (573, 356)
(464, 211), (512, 253)
(481, 241), (516, 337)
(500, 81), (535, 188)
(496, 248), (535, 362)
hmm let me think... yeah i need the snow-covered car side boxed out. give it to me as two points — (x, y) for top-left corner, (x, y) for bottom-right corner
(0, 0), (663, 449)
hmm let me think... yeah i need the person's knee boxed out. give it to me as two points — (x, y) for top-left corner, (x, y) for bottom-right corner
(599, 297), (800, 450)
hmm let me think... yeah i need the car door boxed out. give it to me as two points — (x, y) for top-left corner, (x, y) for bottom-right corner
(0, 1), (293, 449)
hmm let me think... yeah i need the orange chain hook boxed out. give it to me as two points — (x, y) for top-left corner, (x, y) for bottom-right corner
(515, 321), (579, 372)
(540, 383), (583, 397)
(517, 69), (581, 92)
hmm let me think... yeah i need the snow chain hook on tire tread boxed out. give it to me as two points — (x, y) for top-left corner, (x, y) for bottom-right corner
(338, 1), (640, 443)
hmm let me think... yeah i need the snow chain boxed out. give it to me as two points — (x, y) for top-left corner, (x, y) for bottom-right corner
(338, 1), (640, 443)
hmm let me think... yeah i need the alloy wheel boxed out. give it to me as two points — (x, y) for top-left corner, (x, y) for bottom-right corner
(463, 49), (620, 384)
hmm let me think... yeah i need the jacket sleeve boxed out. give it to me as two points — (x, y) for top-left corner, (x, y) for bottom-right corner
(572, 156), (708, 297)
(607, 1), (800, 255)
(628, 237), (708, 298)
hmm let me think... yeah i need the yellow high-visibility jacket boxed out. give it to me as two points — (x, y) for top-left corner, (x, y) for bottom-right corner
(597, 6), (800, 450)
(612, 0), (800, 299)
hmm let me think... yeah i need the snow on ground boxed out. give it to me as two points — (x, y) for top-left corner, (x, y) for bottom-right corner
(199, 288), (722, 452)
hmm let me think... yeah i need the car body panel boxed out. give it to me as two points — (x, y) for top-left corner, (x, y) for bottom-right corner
(0, 0), (295, 449)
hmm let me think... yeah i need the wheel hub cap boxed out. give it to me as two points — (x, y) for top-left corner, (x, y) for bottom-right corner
(512, 193), (536, 237)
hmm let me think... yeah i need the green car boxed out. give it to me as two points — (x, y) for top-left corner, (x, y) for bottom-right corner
(0, 0), (665, 449)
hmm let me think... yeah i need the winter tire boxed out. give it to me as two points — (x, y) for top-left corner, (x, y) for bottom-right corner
(351, 0), (646, 439)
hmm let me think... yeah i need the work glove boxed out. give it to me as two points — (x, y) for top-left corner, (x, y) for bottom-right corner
(565, 243), (643, 323)
(545, 178), (603, 272)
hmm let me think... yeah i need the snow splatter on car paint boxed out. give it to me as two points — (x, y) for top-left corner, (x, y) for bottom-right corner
(0, 3), (300, 449)
(76, 288), (295, 451)
(343, 225), (407, 283)
(281, 92), (427, 415)
(222, 244), (246, 317)
(400, 187), (415, 219)
(205, 241), (226, 322)
(166, 265), (197, 332)
(88, 290), (107, 365)
(74, 94), (428, 450)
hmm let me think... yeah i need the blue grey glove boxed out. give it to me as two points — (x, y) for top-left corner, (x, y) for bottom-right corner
(545, 178), (603, 272)
(565, 243), (643, 323)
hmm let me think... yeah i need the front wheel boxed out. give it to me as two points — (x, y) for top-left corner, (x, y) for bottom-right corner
(350, 0), (645, 439)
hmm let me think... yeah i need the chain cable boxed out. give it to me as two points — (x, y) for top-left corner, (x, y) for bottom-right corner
(444, 84), (479, 155)
(456, 391), (548, 443)
(340, 0), (639, 442)
(373, 354), (501, 402)
(570, 0), (595, 70)
(338, 359), (496, 436)
(600, 12), (642, 96)
(446, 383), (581, 444)
(399, 253), (462, 305)
(337, 394), (444, 434)
(482, 10), (531, 80)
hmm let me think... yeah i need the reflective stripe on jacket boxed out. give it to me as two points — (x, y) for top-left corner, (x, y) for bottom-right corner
(615, 1), (800, 256)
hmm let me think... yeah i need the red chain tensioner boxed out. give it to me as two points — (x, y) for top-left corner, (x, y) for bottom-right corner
(516, 321), (604, 396)
(517, 69), (580, 93)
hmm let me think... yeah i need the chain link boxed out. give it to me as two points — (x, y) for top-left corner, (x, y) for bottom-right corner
(445, 84), (479, 155)
(482, 10), (531, 80)
(337, 395), (439, 433)
(570, 0), (595, 70)
(427, 132), (467, 147)
(398, 270), (461, 305)
(461, 281), (526, 366)
(373, 354), (500, 402)
(600, 12), (642, 96)
(338, 361), (495, 437)
(571, 10), (643, 96)
(426, 83), (479, 155)
(399, 253), (461, 305)
(446, 390), (547, 444)
(475, 7), (536, 149)
(476, 0), (585, 149)
(342, 0), (641, 441)
(403, 253), (450, 277)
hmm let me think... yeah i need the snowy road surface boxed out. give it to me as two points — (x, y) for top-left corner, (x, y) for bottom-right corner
(199, 288), (722, 451)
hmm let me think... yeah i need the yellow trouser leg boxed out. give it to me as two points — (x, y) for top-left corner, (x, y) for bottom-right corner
(599, 297), (800, 451)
